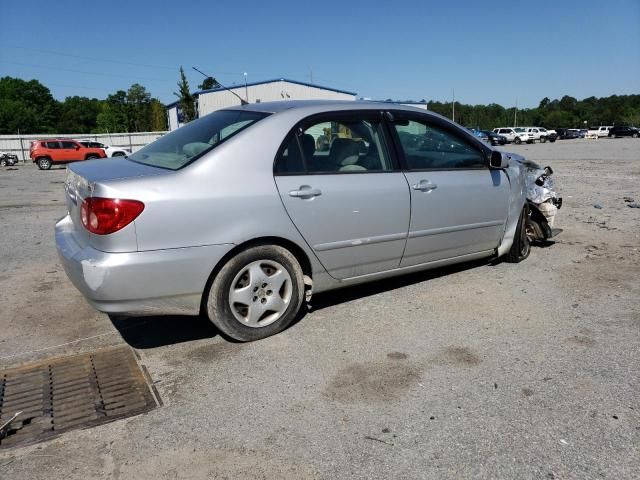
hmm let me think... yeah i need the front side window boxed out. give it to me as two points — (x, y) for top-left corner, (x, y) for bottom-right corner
(275, 115), (393, 174)
(392, 118), (485, 170)
(129, 110), (269, 170)
(61, 141), (77, 149)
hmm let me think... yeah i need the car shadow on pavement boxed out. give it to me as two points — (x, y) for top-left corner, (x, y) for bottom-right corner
(307, 258), (490, 312)
(110, 259), (494, 348)
(109, 314), (218, 349)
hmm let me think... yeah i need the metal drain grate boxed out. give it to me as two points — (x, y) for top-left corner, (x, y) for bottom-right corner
(0, 346), (159, 449)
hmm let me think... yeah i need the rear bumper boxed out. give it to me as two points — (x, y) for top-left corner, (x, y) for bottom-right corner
(55, 215), (234, 316)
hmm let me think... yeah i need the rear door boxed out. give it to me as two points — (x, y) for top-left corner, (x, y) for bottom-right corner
(43, 141), (61, 161)
(274, 111), (410, 279)
(388, 113), (510, 267)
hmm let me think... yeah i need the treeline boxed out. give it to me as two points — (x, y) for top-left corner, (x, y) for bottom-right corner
(1, 75), (638, 134)
(423, 94), (640, 129)
(0, 76), (167, 134)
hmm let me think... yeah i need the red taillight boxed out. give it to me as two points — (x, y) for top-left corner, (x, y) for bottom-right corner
(80, 197), (144, 235)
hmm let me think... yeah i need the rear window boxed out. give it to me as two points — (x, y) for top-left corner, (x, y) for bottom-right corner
(128, 110), (270, 170)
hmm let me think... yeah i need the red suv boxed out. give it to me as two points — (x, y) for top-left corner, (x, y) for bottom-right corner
(30, 139), (106, 170)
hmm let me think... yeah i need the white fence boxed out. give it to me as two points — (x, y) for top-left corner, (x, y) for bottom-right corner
(0, 131), (167, 161)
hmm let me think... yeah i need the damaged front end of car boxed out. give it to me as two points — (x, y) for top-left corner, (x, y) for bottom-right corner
(523, 162), (562, 242)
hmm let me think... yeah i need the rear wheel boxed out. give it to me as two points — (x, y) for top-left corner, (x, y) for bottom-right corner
(0, 159), (6, 167)
(504, 206), (531, 263)
(37, 157), (51, 170)
(86, 154), (99, 160)
(540, 136), (547, 143)
(633, 133), (638, 138)
(206, 245), (305, 342)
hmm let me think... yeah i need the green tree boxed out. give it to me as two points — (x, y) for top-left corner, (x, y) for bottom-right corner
(126, 83), (152, 131)
(198, 76), (220, 90)
(96, 90), (128, 132)
(149, 99), (168, 131)
(174, 66), (196, 122)
(0, 76), (58, 133)
(57, 96), (101, 133)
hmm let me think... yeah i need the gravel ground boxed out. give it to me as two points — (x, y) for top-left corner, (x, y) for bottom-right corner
(0, 138), (638, 479)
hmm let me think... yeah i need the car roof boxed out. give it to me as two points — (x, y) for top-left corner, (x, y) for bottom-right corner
(38, 138), (79, 141)
(220, 99), (440, 117)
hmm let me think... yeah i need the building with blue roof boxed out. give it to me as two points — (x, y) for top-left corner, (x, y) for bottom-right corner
(167, 78), (357, 130)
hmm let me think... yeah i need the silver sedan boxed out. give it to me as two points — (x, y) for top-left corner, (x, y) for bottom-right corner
(56, 101), (538, 341)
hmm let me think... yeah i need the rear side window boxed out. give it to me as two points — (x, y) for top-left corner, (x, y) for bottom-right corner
(61, 141), (77, 149)
(392, 118), (485, 170)
(128, 110), (269, 170)
(275, 115), (393, 174)
(45, 141), (60, 149)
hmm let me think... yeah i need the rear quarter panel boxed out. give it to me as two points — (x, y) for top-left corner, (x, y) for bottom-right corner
(102, 112), (326, 273)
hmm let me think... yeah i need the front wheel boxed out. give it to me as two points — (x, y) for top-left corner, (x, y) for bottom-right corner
(504, 206), (531, 263)
(0, 159), (6, 167)
(540, 136), (547, 143)
(86, 154), (100, 160)
(206, 245), (305, 342)
(633, 133), (638, 138)
(514, 137), (522, 145)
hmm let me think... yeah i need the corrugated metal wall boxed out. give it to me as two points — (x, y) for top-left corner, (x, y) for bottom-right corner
(0, 132), (166, 161)
(197, 80), (355, 117)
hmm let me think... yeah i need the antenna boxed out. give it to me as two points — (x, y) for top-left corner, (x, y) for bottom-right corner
(192, 66), (248, 105)
(452, 88), (455, 123)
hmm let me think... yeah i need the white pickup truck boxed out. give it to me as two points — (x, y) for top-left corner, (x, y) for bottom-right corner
(586, 126), (612, 138)
(523, 127), (557, 143)
(492, 127), (534, 144)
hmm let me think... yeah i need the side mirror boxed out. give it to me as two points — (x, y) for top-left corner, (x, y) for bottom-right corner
(75, 145), (80, 150)
(489, 150), (509, 169)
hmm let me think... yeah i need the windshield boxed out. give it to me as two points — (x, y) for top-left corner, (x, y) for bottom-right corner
(128, 110), (269, 170)
(514, 128), (526, 133)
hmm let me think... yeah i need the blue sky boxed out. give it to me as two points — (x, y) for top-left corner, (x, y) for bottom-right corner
(1, 0), (638, 108)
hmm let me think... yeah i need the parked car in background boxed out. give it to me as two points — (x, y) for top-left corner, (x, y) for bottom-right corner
(470, 129), (507, 146)
(523, 127), (557, 143)
(555, 128), (580, 140)
(0, 152), (19, 166)
(78, 140), (132, 157)
(587, 126), (612, 138)
(493, 127), (533, 144)
(608, 126), (639, 138)
(56, 100), (559, 342)
(29, 139), (106, 170)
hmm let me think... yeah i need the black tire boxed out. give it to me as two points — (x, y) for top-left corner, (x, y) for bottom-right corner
(206, 245), (305, 342)
(112, 151), (125, 157)
(633, 133), (638, 138)
(514, 137), (522, 145)
(540, 136), (547, 143)
(86, 154), (99, 160)
(0, 159), (6, 167)
(37, 157), (51, 170)
(504, 206), (531, 263)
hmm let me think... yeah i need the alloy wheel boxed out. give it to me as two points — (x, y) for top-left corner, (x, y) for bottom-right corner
(228, 260), (293, 328)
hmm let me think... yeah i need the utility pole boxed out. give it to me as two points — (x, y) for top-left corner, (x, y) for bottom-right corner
(244, 72), (248, 103)
(452, 88), (455, 123)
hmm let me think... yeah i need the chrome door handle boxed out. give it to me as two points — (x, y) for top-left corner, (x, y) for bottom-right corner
(412, 180), (438, 192)
(289, 187), (322, 198)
